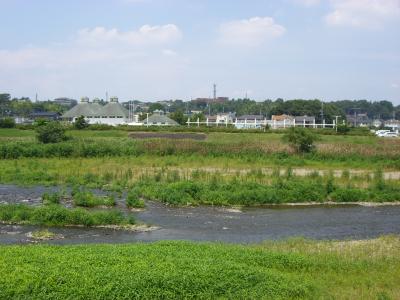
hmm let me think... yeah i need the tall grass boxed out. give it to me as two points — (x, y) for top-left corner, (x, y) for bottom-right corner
(71, 188), (116, 207)
(131, 175), (400, 206)
(1, 133), (399, 170)
(0, 204), (134, 226)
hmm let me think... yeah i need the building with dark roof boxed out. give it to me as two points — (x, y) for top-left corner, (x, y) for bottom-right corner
(29, 112), (61, 121)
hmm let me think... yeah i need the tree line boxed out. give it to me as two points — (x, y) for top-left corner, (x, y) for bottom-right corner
(1, 93), (399, 124)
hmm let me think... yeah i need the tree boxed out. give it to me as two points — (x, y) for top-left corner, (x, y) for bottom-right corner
(0, 93), (11, 104)
(148, 103), (164, 112)
(0, 117), (16, 128)
(282, 127), (317, 153)
(190, 113), (206, 122)
(36, 121), (67, 144)
(74, 115), (89, 130)
(169, 110), (187, 125)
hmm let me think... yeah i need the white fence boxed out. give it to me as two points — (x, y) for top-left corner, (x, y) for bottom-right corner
(186, 118), (337, 129)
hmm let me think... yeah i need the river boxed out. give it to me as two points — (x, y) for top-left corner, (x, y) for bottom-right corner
(1, 184), (399, 244)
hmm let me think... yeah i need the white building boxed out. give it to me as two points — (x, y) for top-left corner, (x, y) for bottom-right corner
(62, 96), (137, 126)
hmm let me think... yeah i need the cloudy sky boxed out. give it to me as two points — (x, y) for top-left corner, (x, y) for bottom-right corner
(0, 0), (399, 103)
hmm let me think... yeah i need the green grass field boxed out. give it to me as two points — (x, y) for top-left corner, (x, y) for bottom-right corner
(1, 128), (399, 170)
(0, 237), (399, 299)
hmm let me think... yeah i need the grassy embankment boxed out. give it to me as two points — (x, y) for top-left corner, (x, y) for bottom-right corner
(1, 128), (399, 206)
(0, 236), (399, 299)
(0, 128), (399, 170)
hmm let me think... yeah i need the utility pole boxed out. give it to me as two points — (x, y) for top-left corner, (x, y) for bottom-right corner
(335, 115), (340, 133)
(213, 83), (217, 102)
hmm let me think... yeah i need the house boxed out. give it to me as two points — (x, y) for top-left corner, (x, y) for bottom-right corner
(216, 113), (235, 124)
(372, 119), (383, 128)
(294, 115), (316, 127)
(271, 114), (295, 128)
(384, 119), (400, 131)
(235, 115), (265, 129)
(204, 113), (235, 125)
(346, 113), (370, 127)
(29, 112), (61, 121)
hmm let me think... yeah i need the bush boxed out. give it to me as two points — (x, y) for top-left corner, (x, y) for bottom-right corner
(74, 115), (89, 130)
(336, 124), (350, 135)
(42, 192), (62, 205)
(330, 188), (370, 202)
(36, 121), (68, 144)
(282, 128), (318, 153)
(0, 117), (15, 128)
(73, 190), (116, 207)
(126, 188), (145, 208)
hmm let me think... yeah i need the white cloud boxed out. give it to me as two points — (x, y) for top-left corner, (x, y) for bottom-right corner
(76, 24), (182, 47)
(325, 0), (400, 28)
(293, 0), (320, 6)
(0, 23), (185, 99)
(0, 23), (182, 69)
(162, 49), (178, 56)
(219, 17), (286, 47)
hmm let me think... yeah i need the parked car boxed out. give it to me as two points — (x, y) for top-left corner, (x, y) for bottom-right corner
(382, 132), (399, 138)
(375, 130), (390, 136)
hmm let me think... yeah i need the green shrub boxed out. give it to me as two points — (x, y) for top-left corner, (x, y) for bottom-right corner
(330, 188), (370, 202)
(36, 121), (68, 144)
(336, 124), (350, 134)
(0, 117), (15, 128)
(74, 115), (89, 130)
(42, 192), (62, 205)
(282, 128), (318, 153)
(126, 188), (145, 208)
(73, 190), (116, 207)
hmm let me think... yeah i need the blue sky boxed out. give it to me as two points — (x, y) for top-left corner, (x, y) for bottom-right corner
(0, 0), (399, 104)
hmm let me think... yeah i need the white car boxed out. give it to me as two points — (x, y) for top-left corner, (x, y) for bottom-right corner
(380, 132), (399, 138)
(375, 130), (390, 136)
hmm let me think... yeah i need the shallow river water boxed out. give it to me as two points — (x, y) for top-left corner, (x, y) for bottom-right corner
(1, 184), (400, 244)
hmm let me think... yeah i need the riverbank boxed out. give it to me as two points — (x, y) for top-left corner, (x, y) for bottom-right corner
(0, 236), (398, 299)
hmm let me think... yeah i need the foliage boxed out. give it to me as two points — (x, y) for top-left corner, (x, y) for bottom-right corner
(127, 188), (145, 208)
(190, 112), (206, 122)
(36, 121), (67, 143)
(0, 117), (15, 128)
(74, 115), (89, 130)
(34, 118), (49, 127)
(42, 192), (63, 205)
(0, 204), (134, 226)
(336, 124), (350, 134)
(148, 102), (164, 112)
(0, 237), (399, 299)
(131, 177), (400, 206)
(282, 127), (318, 153)
(169, 110), (186, 125)
(72, 189), (116, 207)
